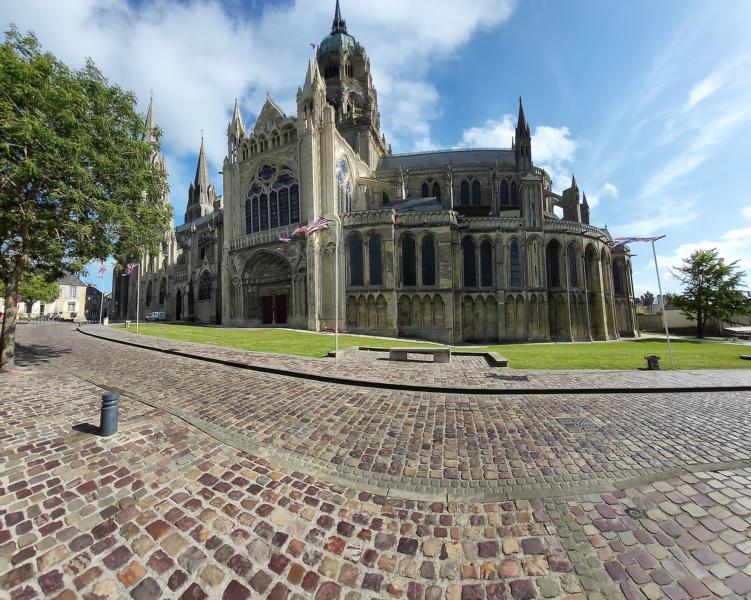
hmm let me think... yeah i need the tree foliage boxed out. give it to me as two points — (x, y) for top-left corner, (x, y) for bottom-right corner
(670, 248), (751, 338)
(0, 27), (171, 369)
(0, 270), (59, 314)
(640, 291), (654, 309)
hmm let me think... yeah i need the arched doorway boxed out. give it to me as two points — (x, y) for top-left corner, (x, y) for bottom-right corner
(243, 252), (291, 324)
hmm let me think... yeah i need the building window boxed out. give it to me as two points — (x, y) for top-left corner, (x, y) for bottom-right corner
(369, 234), (382, 286)
(336, 158), (352, 213)
(159, 279), (166, 305)
(349, 236), (364, 287)
(510, 181), (518, 206)
(402, 235), (416, 286)
(460, 181), (469, 206)
(145, 281), (153, 305)
(198, 272), (212, 301)
(67, 302), (76, 313)
(421, 235), (436, 286)
(462, 237), (476, 287)
(500, 180), (509, 206)
(245, 166), (300, 233)
(432, 182), (441, 200)
(568, 245), (578, 287)
(510, 240), (521, 287)
(69, 286), (77, 298)
(421, 183), (429, 198)
(480, 240), (493, 287)
(547, 243), (561, 288)
(472, 180), (481, 205)
(613, 262), (623, 295)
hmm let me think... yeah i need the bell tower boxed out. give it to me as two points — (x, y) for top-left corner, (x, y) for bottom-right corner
(316, 1), (386, 168)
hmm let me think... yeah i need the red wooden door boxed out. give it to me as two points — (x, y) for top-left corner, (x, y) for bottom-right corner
(261, 296), (274, 324)
(275, 295), (288, 324)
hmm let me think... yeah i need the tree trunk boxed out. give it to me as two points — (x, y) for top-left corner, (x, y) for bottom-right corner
(0, 275), (20, 371)
(696, 313), (705, 339)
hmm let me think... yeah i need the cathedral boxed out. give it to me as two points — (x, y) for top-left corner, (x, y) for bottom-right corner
(111, 1), (638, 343)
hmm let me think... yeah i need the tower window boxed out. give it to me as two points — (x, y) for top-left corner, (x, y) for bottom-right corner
(432, 182), (441, 200)
(472, 180), (481, 205)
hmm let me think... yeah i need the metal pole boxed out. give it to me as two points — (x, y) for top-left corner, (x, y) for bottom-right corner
(99, 287), (104, 324)
(136, 264), (140, 334)
(334, 216), (340, 363)
(651, 239), (674, 369)
(99, 391), (120, 436)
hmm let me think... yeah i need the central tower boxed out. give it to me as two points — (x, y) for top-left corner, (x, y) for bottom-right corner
(317, 0), (386, 169)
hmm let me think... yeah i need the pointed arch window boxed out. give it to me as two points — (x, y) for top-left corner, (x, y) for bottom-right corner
(480, 240), (493, 287)
(462, 237), (477, 287)
(501, 180), (509, 206)
(336, 158), (352, 212)
(158, 279), (166, 305)
(510, 240), (521, 288)
(432, 182), (441, 200)
(421, 235), (436, 286)
(546, 243), (561, 288)
(369, 234), (382, 286)
(568, 245), (578, 288)
(472, 180), (482, 205)
(349, 236), (364, 286)
(421, 183), (429, 198)
(145, 281), (153, 306)
(613, 262), (623, 295)
(401, 235), (416, 287)
(460, 181), (469, 206)
(198, 272), (213, 301)
(245, 167), (299, 232)
(510, 181), (518, 206)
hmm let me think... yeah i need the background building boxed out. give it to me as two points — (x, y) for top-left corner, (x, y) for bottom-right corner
(113, 2), (637, 343)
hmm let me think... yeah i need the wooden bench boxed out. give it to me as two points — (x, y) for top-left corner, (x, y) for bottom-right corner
(741, 355), (751, 361)
(389, 347), (451, 364)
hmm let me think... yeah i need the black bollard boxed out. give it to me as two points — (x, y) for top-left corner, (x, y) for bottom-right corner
(100, 391), (120, 436)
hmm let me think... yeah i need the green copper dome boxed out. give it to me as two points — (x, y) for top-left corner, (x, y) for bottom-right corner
(320, 31), (355, 54)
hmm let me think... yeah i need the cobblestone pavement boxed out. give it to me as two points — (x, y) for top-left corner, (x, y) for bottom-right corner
(0, 324), (749, 599)
(82, 324), (751, 392)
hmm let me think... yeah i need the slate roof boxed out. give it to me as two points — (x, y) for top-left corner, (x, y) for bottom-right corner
(377, 148), (515, 172)
(391, 196), (443, 213)
(57, 274), (86, 287)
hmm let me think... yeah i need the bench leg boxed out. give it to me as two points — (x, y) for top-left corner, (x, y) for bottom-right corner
(434, 353), (450, 364)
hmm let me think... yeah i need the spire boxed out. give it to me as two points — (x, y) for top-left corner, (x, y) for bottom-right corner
(144, 95), (157, 143)
(331, 0), (347, 34)
(571, 174), (578, 190)
(195, 135), (210, 190)
(516, 96), (529, 136)
(582, 192), (588, 206)
(229, 98), (246, 138)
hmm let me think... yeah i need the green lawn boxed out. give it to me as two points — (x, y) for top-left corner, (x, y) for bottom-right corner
(111, 323), (751, 370)
(113, 323), (439, 358)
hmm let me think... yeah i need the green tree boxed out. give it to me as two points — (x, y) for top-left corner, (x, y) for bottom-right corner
(0, 28), (171, 370)
(0, 270), (59, 317)
(670, 248), (751, 338)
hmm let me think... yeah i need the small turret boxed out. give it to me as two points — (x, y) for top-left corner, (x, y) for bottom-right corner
(227, 99), (246, 163)
(581, 193), (590, 225)
(185, 136), (216, 223)
(514, 97), (532, 171)
(561, 174), (581, 222)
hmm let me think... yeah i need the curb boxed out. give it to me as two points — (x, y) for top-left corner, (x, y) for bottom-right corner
(77, 327), (751, 396)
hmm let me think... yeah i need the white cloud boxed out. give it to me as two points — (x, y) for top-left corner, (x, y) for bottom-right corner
(613, 195), (699, 237)
(5, 0), (515, 216)
(743, 205), (751, 220)
(602, 182), (618, 197)
(685, 72), (724, 111)
(458, 115), (578, 192)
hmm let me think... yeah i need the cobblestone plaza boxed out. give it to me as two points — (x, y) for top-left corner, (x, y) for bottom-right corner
(1, 324), (750, 599)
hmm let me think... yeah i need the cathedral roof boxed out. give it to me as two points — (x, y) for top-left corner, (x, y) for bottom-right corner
(376, 148), (515, 172)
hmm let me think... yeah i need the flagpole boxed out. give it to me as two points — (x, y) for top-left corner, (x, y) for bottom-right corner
(651, 238), (674, 369)
(99, 287), (104, 324)
(136, 263), (140, 335)
(334, 215), (340, 364)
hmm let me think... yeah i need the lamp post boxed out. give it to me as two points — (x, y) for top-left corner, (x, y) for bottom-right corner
(333, 213), (341, 364)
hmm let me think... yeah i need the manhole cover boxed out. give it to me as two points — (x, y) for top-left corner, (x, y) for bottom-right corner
(555, 417), (600, 433)
(626, 507), (643, 519)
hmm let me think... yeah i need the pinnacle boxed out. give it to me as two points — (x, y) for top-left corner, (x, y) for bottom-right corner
(331, 0), (347, 34)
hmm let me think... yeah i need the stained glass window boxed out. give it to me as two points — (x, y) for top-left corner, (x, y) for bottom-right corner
(510, 240), (521, 287)
(460, 181), (469, 206)
(510, 181), (518, 206)
(472, 180), (481, 205)
(259, 193), (268, 230)
(369, 234), (382, 286)
(501, 180), (509, 206)
(462, 238), (476, 287)
(402, 236), (416, 286)
(245, 167), (300, 232)
(480, 240), (493, 287)
(270, 191), (278, 229)
(568, 245), (578, 287)
(421, 236), (436, 286)
(349, 237), (364, 287)
(279, 188), (289, 226)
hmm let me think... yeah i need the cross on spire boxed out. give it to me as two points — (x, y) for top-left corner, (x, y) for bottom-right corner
(331, 0), (347, 34)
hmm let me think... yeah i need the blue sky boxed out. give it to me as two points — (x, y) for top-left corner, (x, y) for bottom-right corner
(5, 0), (751, 295)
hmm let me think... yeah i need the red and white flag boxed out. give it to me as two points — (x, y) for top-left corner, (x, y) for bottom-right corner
(97, 264), (106, 278)
(124, 263), (137, 276)
(304, 216), (333, 236)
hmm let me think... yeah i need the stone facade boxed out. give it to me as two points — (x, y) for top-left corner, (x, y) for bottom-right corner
(113, 1), (637, 343)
